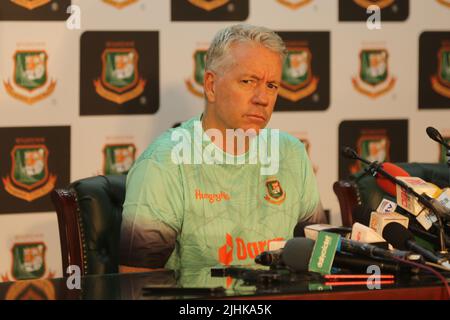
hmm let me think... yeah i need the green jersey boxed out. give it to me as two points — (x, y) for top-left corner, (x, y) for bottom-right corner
(121, 115), (320, 269)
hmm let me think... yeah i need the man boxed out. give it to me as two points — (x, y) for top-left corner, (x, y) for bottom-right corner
(120, 24), (326, 271)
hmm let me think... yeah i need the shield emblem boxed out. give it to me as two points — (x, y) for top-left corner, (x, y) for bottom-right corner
(10, 0), (51, 10)
(279, 44), (319, 102)
(193, 50), (207, 87)
(102, 49), (138, 93)
(13, 51), (48, 92)
(187, 0), (230, 11)
(102, 0), (138, 9)
(353, 0), (395, 10)
(103, 144), (136, 175)
(276, 0), (312, 10)
(11, 145), (48, 191)
(360, 50), (388, 86)
(350, 134), (390, 174)
(12, 243), (46, 280)
(264, 177), (286, 205)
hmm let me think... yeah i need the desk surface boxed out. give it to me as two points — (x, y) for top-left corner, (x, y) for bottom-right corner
(0, 267), (448, 300)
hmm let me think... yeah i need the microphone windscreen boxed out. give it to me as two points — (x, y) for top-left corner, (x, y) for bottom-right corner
(426, 126), (442, 143)
(375, 162), (410, 197)
(281, 238), (315, 272)
(382, 222), (414, 251)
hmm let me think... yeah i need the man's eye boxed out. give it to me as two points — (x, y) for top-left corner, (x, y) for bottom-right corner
(242, 79), (253, 84)
(267, 83), (279, 90)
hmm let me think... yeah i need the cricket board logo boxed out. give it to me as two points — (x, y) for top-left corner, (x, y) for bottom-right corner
(437, 0), (450, 8)
(276, 0), (313, 10)
(4, 50), (56, 105)
(352, 49), (396, 98)
(349, 133), (390, 174)
(352, 0), (395, 9)
(218, 233), (284, 266)
(431, 42), (450, 99)
(103, 143), (136, 175)
(264, 177), (286, 205)
(187, 0), (230, 11)
(185, 48), (207, 98)
(279, 42), (319, 102)
(102, 0), (139, 9)
(2, 144), (57, 202)
(11, 242), (46, 281)
(94, 47), (147, 104)
(10, 0), (51, 10)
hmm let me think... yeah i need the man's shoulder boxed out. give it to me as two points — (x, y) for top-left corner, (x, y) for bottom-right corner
(138, 116), (200, 163)
(276, 130), (307, 152)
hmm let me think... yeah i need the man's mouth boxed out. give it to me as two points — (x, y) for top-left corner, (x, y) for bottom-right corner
(245, 114), (266, 122)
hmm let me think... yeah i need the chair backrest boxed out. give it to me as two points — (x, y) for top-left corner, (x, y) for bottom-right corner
(334, 163), (449, 227)
(51, 175), (126, 276)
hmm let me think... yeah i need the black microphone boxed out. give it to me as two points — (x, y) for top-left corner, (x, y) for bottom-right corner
(382, 222), (449, 266)
(255, 237), (408, 273)
(426, 127), (450, 148)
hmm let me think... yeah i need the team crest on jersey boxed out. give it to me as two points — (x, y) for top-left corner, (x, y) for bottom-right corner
(102, 0), (138, 9)
(437, 0), (450, 7)
(2, 144), (57, 202)
(431, 42), (450, 99)
(4, 50), (56, 105)
(10, 0), (51, 10)
(276, 0), (313, 10)
(279, 42), (319, 102)
(94, 47), (146, 104)
(187, 0), (230, 11)
(103, 143), (136, 175)
(352, 49), (396, 98)
(349, 132), (390, 174)
(185, 48), (207, 98)
(264, 177), (286, 205)
(352, 0), (395, 9)
(10, 242), (46, 280)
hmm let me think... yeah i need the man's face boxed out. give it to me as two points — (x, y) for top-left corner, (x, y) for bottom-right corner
(204, 41), (283, 133)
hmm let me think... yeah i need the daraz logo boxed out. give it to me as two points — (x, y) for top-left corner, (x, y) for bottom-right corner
(218, 233), (284, 266)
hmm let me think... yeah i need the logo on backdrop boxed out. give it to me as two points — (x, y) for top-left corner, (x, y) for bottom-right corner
(338, 120), (408, 180)
(349, 130), (390, 174)
(437, 0), (450, 8)
(11, 242), (47, 280)
(4, 50), (56, 105)
(10, 0), (51, 10)
(275, 32), (330, 111)
(280, 41), (319, 102)
(276, 0), (313, 10)
(5, 279), (56, 299)
(419, 32), (450, 109)
(102, 0), (138, 9)
(185, 47), (208, 98)
(0, 127), (70, 214)
(1, 0), (70, 20)
(352, 48), (396, 98)
(103, 143), (136, 175)
(339, 0), (409, 21)
(430, 42), (450, 99)
(171, 0), (249, 21)
(80, 31), (159, 115)
(94, 47), (146, 104)
(2, 141), (56, 202)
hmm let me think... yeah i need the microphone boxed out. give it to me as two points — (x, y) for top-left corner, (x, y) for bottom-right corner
(255, 237), (409, 273)
(426, 127), (450, 148)
(382, 222), (449, 266)
(375, 163), (410, 197)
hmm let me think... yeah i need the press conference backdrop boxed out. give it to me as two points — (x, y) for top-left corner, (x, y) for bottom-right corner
(0, 0), (448, 282)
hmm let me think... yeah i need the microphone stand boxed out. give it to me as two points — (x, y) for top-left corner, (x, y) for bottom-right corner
(348, 150), (449, 255)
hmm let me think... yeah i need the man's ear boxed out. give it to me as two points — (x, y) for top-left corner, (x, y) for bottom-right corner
(203, 70), (216, 103)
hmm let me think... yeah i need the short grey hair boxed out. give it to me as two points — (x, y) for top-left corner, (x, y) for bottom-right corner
(205, 24), (287, 74)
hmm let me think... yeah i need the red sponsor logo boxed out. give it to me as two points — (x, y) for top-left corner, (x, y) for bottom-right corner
(218, 233), (284, 266)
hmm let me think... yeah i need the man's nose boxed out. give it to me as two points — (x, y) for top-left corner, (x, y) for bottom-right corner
(252, 84), (270, 106)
